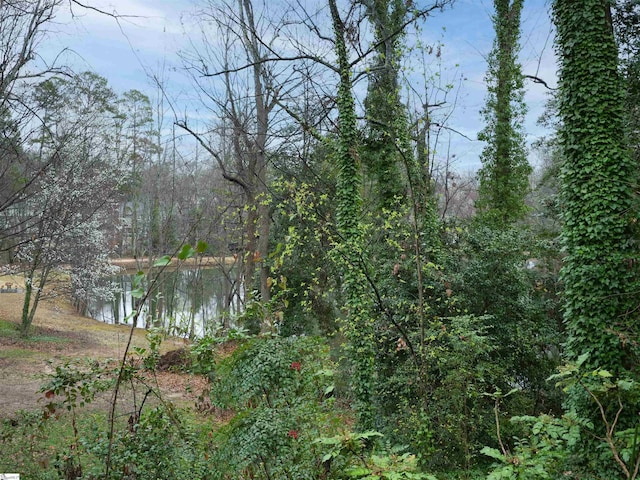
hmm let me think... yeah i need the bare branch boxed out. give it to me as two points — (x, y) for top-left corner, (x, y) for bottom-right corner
(350, 2), (453, 69)
(524, 74), (557, 90)
(69, 0), (147, 19)
(199, 53), (339, 77)
(174, 120), (250, 191)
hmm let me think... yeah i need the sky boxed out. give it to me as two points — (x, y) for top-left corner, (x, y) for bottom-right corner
(39, 0), (557, 173)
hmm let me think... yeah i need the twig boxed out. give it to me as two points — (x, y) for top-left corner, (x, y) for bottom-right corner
(584, 384), (632, 479)
(494, 395), (509, 458)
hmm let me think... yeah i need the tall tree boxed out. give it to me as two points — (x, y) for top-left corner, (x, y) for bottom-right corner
(0, 0), (61, 108)
(476, 0), (531, 225)
(114, 89), (161, 257)
(612, 1), (640, 172)
(361, 0), (448, 367)
(553, 0), (639, 374)
(179, 0), (284, 323)
(0, 0), (63, 254)
(361, 0), (407, 210)
(328, 0), (377, 429)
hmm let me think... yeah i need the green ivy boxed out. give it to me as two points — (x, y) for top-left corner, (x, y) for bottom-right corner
(476, 0), (531, 225)
(329, 0), (378, 430)
(361, 0), (408, 210)
(553, 0), (640, 375)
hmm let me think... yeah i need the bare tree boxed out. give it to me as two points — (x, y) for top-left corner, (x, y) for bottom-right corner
(178, 0), (296, 322)
(0, 0), (62, 108)
(0, 0), (65, 255)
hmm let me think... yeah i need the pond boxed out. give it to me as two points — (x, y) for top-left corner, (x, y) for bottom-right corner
(87, 267), (242, 338)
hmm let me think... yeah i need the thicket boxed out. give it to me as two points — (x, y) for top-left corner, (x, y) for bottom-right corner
(3, 0), (640, 478)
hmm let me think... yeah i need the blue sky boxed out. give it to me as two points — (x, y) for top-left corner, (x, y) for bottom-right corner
(40, 0), (557, 173)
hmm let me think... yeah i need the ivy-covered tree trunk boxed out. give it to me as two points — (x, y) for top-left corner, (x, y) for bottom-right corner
(362, 0), (440, 351)
(553, 0), (639, 374)
(477, 0), (530, 225)
(329, 0), (376, 429)
(361, 0), (406, 211)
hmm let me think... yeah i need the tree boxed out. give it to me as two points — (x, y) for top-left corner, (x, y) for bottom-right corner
(476, 0), (531, 225)
(179, 0), (288, 321)
(0, 0), (64, 256)
(327, 0), (378, 429)
(16, 72), (125, 336)
(0, 0), (62, 108)
(361, 0), (408, 210)
(612, 1), (640, 174)
(113, 89), (163, 257)
(553, 0), (639, 375)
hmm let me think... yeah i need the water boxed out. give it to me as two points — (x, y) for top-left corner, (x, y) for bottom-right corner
(87, 267), (242, 338)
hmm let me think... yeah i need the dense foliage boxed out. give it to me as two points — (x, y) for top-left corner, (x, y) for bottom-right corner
(2, 0), (640, 478)
(554, 0), (639, 375)
(476, 0), (531, 225)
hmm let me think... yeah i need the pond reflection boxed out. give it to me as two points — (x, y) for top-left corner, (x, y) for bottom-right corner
(87, 267), (242, 338)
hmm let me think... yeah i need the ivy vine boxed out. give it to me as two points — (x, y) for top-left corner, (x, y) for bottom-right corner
(553, 0), (639, 375)
(476, 0), (531, 225)
(329, 0), (377, 429)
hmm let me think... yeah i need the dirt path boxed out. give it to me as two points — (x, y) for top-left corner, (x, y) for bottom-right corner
(0, 286), (202, 418)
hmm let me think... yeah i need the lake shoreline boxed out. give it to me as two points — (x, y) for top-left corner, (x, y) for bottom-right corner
(110, 256), (236, 272)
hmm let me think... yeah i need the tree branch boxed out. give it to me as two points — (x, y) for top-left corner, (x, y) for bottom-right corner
(69, 0), (146, 19)
(524, 74), (557, 90)
(174, 120), (250, 191)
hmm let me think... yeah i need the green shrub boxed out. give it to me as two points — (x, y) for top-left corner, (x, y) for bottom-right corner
(207, 335), (342, 479)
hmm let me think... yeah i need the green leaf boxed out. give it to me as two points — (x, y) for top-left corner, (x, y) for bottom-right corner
(314, 436), (342, 446)
(178, 244), (196, 260)
(153, 255), (171, 267)
(196, 240), (208, 253)
(505, 388), (519, 397)
(617, 379), (634, 391)
(356, 431), (384, 440)
(576, 352), (589, 367)
(131, 287), (144, 299)
(481, 446), (505, 461)
(345, 467), (371, 477)
(132, 271), (145, 288)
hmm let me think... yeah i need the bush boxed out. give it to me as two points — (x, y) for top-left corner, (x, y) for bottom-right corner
(206, 335), (343, 479)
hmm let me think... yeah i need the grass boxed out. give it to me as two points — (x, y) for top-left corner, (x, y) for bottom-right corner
(0, 318), (70, 345)
(1, 347), (38, 359)
(0, 318), (18, 336)
(24, 334), (70, 344)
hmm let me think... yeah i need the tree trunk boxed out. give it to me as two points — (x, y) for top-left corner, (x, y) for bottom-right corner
(554, 0), (639, 374)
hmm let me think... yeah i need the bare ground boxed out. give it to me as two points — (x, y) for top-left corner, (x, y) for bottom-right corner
(0, 278), (208, 419)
